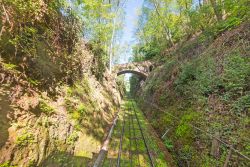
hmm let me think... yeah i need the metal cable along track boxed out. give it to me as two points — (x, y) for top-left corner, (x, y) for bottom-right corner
(117, 111), (126, 166)
(93, 114), (119, 167)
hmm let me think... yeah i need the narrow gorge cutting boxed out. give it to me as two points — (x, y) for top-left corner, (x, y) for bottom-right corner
(0, 0), (249, 167)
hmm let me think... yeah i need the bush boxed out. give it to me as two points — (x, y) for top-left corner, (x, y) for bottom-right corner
(175, 111), (199, 140)
(178, 145), (194, 162)
(15, 132), (34, 147)
(163, 138), (174, 150)
(222, 54), (250, 97)
(232, 94), (250, 115)
(71, 103), (87, 122)
(39, 100), (55, 115)
(66, 132), (79, 145)
(0, 162), (17, 167)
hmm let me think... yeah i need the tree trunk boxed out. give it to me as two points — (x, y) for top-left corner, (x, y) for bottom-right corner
(210, 0), (223, 21)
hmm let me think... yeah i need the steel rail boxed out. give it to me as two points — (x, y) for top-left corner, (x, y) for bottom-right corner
(140, 125), (159, 163)
(131, 106), (141, 167)
(129, 107), (133, 167)
(117, 111), (126, 167)
(131, 103), (159, 163)
(132, 101), (155, 167)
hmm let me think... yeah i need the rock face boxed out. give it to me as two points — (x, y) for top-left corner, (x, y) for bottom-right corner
(0, 51), (122, 166)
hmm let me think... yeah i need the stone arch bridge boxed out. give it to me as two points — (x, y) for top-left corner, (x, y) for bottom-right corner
(113, 61), (154, 80)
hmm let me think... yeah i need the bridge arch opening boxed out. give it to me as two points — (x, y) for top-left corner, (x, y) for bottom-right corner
(117, 70), (147, 81)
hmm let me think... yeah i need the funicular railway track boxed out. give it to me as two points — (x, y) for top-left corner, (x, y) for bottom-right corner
(131, 102), (155, 167)
(94, 100), (169, 167)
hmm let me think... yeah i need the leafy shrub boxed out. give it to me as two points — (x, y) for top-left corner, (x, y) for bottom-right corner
(70, 78), (91, 97)
(76, 104), (87, 115)
(0, 161), (17, 167)
(222, 54), (250, 97)
(216, 17), (242, 33)
(159, 93), (169, 106)
(162, 113), (174, 126)
(27, 78), (40, 86)
(244, 144), (250, 155)
(163, 138), (174, 150)
(66, 132), (79, 145)
(175, 62), (199, 97)
(71, 104), (87, 122)
(175, 111), (199, 140)
(176, 124), (191, 138)
(15, 132), (34, 147)
(2, 63), (17, 70)
(201, 156), (218, 167)
(175, 57), (219, 101)
(39, 100), (55, 115)
(232, 94), (250, 115)
(27, 160), (36, 167)
(178, 145), (194, 162)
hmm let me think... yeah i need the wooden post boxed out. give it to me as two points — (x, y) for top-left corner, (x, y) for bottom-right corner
(210, 132), (220, 158)
(223, 147), (232, 167)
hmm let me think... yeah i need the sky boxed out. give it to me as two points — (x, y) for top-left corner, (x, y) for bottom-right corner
(116, 0), (144, 83)
(118, 0), (144, 64)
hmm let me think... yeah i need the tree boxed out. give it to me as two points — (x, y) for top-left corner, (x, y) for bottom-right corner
(75, 0), (126, 72)
(133, 0), (249, 61)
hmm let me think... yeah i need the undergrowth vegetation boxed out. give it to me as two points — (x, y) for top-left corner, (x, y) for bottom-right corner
(0, 161), (17, 167)
(0, 0), (83, 92)
(15, 131), (34, 147)
(0, 0), (120, 94)
(136, 22), (250, 166)
(39, 100), (55, 115)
